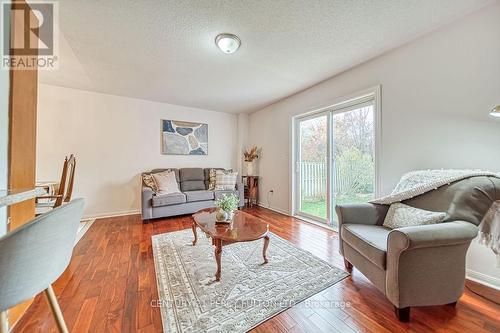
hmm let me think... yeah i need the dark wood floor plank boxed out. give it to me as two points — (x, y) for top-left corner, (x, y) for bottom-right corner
(11, 206), (500, 333)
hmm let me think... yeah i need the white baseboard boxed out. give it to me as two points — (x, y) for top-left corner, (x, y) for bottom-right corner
(75, 218), (95, 244)
(466, 269), (500, 290)
(83, 209), (140, 220)
(257, 203), (290, 216)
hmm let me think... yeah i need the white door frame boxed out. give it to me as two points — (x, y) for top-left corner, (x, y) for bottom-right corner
(291, 85), (382, 229)
(293, 111), (331, 225)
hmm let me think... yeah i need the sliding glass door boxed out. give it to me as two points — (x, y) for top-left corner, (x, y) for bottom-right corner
(296, 113), (330, 223)
(294, 92), (377, 228)
(331, 102), (375, 225)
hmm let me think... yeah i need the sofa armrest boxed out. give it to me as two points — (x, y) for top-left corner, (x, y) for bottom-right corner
(236, 178), (245, 207)
(141, 186), (154, 220)
(335, 203), (389, 227)
(387, 221), (478, 251)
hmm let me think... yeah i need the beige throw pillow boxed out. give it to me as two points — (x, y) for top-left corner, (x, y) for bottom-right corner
(383, 203), (446, 229)
(215, 170), (238, 191)
(152, 170), (180, 195)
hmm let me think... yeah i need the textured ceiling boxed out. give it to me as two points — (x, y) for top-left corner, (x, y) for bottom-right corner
(41, 0), (494, 113)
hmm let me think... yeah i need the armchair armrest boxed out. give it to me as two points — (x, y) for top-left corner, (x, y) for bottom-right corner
(386, 221), (478, 308)
(335, 203), (389, 227)
(387, 221), (478, 251)
(336, 203), (388, 256)
(141, 186), (154, 220)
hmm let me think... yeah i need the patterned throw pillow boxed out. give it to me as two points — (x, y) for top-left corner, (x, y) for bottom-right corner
(215, 170), (238, 191)
(209, 168), (233, 190)
(383, 203), (446, 229)
(152, 170), (181, 195)
(208, 169), (217, 190)
(142, 173), (158, 192)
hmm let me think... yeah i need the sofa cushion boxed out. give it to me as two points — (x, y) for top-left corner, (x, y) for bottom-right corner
(184, 190), (215, 202)
(342, 224), (390, 270)
(181, 180), (206, 191)
(180, 168), (204, 181)
(180, 168), (206, 191)
(214, 190), (239, 201)
(152, 192), (186, 207)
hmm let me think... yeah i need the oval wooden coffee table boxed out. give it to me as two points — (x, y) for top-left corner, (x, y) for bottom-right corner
(192, 208), (270, 281)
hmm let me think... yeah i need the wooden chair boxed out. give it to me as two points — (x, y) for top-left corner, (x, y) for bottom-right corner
(36, 155), (76, 215)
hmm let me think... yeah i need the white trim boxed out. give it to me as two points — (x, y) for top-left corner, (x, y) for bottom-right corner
(257, 203), (336, 231)
(75, 219), (95, 244)
(293, 110), (331, 225)
(293, 85), (381, 120)
(296, 211), (328, 225)
(289, 112), (296, 218)
(373, 85), (382, 198)
(257, 203), (290, 216)
(293, 214), (336, 231)
(290, 85), (382, 222)
(466, 269), (500, 290)
(82, 209), (140, 220)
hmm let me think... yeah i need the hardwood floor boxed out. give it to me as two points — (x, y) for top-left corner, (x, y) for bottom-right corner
(12, 207), (500, 333)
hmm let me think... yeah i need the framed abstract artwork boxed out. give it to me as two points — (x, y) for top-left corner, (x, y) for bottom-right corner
(161, 120), (208, 155)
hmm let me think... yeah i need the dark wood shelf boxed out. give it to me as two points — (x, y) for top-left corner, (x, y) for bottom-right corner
(242, 176), (259, 207)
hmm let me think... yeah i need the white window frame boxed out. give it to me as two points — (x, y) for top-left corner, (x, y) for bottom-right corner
(290, 85), (382, 229)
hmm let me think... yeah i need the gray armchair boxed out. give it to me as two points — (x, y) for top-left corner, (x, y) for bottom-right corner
(336, 176), (500, 322)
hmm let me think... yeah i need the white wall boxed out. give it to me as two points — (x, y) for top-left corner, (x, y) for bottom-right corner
(0, 8), (10, 236)
(248, 4), (500, 287)
(236, 113), (249, 175)
(37, 84), (238, 218)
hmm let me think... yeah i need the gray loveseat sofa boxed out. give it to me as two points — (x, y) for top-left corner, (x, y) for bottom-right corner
(141, 168), (244, 221)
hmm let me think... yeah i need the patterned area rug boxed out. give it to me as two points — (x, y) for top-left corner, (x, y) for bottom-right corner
(152, 229), (348, 333)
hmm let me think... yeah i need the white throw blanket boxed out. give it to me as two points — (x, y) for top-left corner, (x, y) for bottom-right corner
(370, 169), (500, 264)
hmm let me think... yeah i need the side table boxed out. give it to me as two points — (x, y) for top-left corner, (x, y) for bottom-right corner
(242, 176), (259, 207)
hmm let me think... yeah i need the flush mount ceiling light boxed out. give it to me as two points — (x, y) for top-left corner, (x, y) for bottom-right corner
(490, 105), (500, 117)
(215, 33), (241, 54)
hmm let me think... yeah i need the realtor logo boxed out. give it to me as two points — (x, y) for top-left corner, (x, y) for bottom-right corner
(1, 1), (59, 70)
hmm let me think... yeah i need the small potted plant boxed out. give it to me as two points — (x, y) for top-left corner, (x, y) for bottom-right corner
(215, 194), (239, 222)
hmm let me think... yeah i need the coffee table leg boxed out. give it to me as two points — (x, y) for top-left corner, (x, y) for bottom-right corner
(191, 221), (197, 246)
(263, 235), (270, 264)
(215, 239), (222, 281)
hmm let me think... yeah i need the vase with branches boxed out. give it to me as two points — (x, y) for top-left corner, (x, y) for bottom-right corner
(244, 146), (259, 176)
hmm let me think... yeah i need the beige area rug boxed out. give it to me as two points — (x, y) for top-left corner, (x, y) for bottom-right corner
(152, 229), (348, 333)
